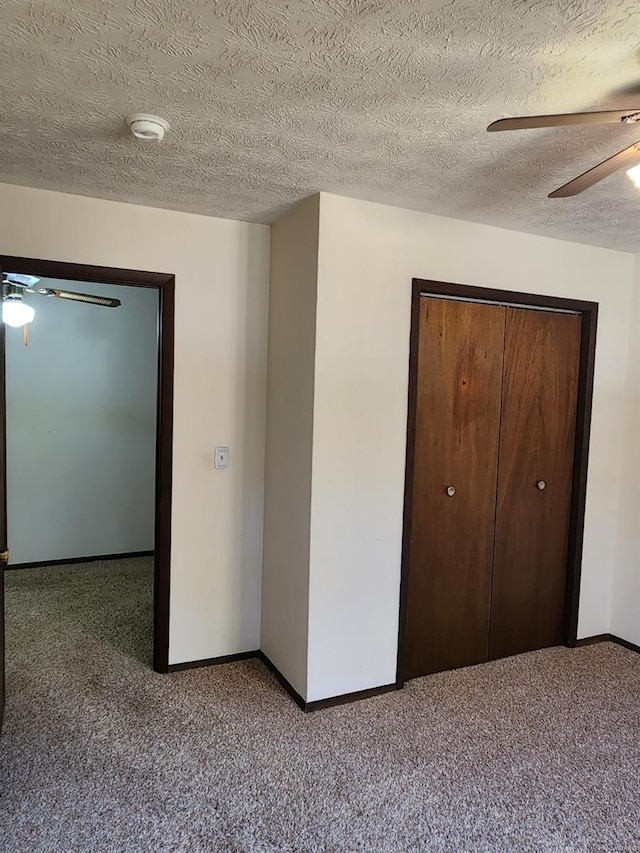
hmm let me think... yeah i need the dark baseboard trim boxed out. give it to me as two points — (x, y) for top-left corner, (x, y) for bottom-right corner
(256, 651), (306, 711)
(610, 634), (640, 655)
(167, 648), (406, 711)
(256, 651), (400, 712)
(305, 682), (399, 712)
(573, 634), (611, 647)
(574, 633), (640, 654)
(7, 550), (155, 571)
(168, 650), (258, 672)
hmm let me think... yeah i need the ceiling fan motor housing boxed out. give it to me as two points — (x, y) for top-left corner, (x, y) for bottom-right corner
(2, 282), (23, 300)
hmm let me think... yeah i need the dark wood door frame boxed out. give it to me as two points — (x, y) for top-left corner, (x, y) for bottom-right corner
(397, 278), (598, 685)
(0, 255), (174, 673)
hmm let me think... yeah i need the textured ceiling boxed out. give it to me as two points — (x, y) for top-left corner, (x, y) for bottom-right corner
(2, 0), (640, 250)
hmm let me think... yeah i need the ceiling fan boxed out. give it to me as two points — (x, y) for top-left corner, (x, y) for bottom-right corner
(487, 109), (640, 197)
(1, 273), (121, 327)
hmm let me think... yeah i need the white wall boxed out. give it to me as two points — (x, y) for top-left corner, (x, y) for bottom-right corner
(5, 183), (634, 682)
(260, 196), (319, 697)
(5, 278), (158, 564)
(610, 255), (640, 646)
(0, 183), (270, 665)
(304, 192), (634, 701)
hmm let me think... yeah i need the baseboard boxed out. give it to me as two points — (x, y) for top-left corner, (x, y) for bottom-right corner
(168, 650), (308, 711)
(573, 634), (611, 647)
(610, 634), (640, 655)
(305, 682), (399, 712)
(256, 651), (400, 712)
(167, 648), (405, 711)
(256, 651), (306, 710)
(7, 550), (155, 571)
(168, 650), (258, 672)
(574, 633), (640, 654)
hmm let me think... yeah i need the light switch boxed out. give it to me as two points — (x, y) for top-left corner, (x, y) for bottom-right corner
(214, 446), (230, 469)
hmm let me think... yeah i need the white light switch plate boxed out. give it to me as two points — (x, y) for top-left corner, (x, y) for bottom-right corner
(214, 446), (230, 469)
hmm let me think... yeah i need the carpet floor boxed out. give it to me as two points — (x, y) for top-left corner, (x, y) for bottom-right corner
(1, 558), (639, 852)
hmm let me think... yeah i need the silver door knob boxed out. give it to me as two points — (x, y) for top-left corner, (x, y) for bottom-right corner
(537, 480), (546, 490)
(446, 486), (456, 497)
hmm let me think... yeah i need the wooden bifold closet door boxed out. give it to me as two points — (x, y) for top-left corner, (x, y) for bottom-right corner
(403, 296), (581, 680)
(490, 308), (581, 660)
(403, 297), (505, 678)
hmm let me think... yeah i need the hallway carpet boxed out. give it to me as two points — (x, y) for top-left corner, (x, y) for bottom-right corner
(1, 559), (639, 852)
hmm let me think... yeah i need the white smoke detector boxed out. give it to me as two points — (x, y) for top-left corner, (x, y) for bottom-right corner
(126, 114), (170, 142)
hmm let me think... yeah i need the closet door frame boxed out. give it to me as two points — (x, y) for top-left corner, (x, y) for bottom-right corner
(396, 278), (598, 685)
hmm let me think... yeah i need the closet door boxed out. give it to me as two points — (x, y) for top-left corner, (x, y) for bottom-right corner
(404, 297), (506, 679)
(489, 308), (581, 660)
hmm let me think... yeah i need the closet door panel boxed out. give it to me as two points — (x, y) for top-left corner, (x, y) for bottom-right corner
(404, 297), (505, 679)
(490, 308), (581, 660)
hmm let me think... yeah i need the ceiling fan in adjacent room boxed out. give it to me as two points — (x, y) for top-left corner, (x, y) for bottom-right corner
(1, 274), (121, 327)
(487, 109), (640, 197)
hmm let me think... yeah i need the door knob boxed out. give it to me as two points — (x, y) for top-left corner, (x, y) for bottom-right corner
(446, 486), (456, 497)
(0, 549), (9, 562)
(536, 480), (546, 491)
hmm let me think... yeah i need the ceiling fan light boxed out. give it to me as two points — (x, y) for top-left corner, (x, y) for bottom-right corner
(626, 164), (640, 188)
(2, 299), (36, 327)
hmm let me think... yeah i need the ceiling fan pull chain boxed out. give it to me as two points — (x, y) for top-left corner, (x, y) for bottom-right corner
(22, 324), (29, 347)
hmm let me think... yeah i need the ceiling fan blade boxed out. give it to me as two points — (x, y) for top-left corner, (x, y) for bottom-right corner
(488, 110), (640, 132)
(3, 273), (40, 287)
(43, 288), (121, 308)
(549, 140), (640, 198)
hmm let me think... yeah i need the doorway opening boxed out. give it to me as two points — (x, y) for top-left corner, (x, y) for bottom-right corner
(397, 278), (598, 684)
(0, 257), (174, 725)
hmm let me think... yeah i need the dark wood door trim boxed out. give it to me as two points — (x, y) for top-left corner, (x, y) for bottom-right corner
(0, 255), (174, 673)
(397, 278), (598, 684)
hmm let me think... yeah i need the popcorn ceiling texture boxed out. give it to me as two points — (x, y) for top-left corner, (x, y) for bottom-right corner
(1, 0), (640, 250)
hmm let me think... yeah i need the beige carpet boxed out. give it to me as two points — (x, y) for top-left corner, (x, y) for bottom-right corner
(1, 558), (639, 852)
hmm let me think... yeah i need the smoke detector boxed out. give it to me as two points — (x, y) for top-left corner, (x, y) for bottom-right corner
(126, 114), (170, 142)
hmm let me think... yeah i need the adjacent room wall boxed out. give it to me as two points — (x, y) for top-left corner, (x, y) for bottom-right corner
(304, 192), (634, 701)
(610, 254), (640, 646)
(5, 278), (158, 565)
(0, 183), (270, 666)
(260, 196), (319, 697)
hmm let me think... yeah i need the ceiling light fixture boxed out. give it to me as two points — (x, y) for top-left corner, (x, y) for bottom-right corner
(126, 113), (170, 142)
(626, 163), (640, 188)
(2, 294), (35, 327)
